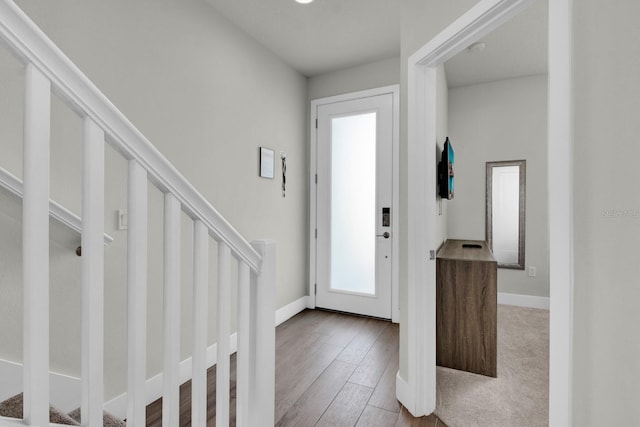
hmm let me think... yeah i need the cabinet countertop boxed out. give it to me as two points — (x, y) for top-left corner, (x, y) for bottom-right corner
(437, 239), (496, 263)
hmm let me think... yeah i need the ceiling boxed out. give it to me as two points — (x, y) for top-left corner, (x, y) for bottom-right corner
(204, 0), (547, 84)
(444, 0), (548, 88)
(205, 0), (401, 77)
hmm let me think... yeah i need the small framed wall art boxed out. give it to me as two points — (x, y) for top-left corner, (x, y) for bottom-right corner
(259, 146), (275, 179)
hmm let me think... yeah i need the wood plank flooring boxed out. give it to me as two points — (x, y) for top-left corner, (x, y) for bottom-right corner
(146, 309), (444, 426)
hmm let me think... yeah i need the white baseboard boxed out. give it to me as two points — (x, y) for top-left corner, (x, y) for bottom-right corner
(104, 333), (239, 419)
(0, 359), (81, 413)
(275, 296), (307, 326)
(305, 295), (314, 309)
(395, 372), (414, 414)
(498, 292), (550, 310)
(104, 296), (308, 419)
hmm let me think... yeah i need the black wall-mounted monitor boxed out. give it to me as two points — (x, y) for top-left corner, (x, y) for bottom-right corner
(438, 137), (454, 200)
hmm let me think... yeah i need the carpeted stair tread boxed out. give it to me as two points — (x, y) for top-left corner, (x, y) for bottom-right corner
(0, 393), (79, 425)
(68, 407), (125, 427)
(0, 393), (126, 427)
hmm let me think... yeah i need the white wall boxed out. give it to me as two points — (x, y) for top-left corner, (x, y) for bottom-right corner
(572, 1), (640, 424)
(0, 0), (307, 401)
(400, 0), (640, 423)
(307, 56), (400, 101)
(447, 74), (548, 297)
(398, 0), (478, 382)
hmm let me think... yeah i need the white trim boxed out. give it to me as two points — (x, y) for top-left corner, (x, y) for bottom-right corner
(498, 292), (550, 310)
(103, 298), (305, 420)
(0, 166), (113, 246)
(22, 63), (51, 426)
(395, 372), (414, 412)
(309, 85), (401, 107)
(0, 416), (25, 426)
(126, 160), (148, 427)
(406, 62), (437, 416)
(104, 333), (238, 420)
(216, 243), (232, 426)
(190, 220), (209, 426)
(390, 85), (401, 324)
(80, 118), (105, 426)
(305, 295), (314, 309)
(547, 0), (573, 425)
(0, 0), (260, 272)
(404, 0), (572, 422)
(275, 296), (307, 326)
(248, 240), (277, 425)
(0, 417), (80, 427)
(162, 193), (181, 426)
(236, 262), (251, 427)
(308, 100), (318, 310)
(0, 359), (81, 414)
(309, 85), (400, 322)
(410, 0), (537, 68)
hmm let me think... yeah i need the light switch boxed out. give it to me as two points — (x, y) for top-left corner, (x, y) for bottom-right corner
(118, 209), (128, 230)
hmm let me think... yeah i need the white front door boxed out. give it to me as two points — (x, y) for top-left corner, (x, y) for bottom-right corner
(314, 92), (394, 319)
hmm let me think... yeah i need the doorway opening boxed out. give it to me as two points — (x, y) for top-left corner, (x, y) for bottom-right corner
(401, 0), (572, 425)
(309, 85), (400, 321)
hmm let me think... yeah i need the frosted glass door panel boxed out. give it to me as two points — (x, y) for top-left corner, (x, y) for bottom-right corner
(330, 113), (377, 295)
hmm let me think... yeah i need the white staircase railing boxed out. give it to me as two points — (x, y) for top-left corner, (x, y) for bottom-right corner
(0, 1), (275, 426)
(0, 165), (114, 246)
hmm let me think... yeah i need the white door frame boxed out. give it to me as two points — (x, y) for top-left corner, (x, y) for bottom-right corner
(309, 85), (401, 322)
(400, 0), (573, 425)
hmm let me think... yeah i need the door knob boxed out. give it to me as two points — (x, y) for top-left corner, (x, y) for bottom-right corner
(376, 232), (390, 239)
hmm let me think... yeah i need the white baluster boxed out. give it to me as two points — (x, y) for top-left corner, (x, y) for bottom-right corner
(22, 63), (51, 427)
(163, 193), (181, 427)
(216, 242), (231, 426)
(81, 118), (105, 426)
(235, 261), (251, 427)
(192, 220), (209, 426)
(249, 240), (276, 426)
(127, 160), (148, 427)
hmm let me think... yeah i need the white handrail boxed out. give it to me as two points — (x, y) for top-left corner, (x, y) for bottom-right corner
(0, 0), (261, 272)
(0, 166), (114, 245)
(1, 2), (276, 426)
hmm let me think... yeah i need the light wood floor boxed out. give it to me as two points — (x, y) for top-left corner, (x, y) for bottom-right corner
(146, 309), (444, 426)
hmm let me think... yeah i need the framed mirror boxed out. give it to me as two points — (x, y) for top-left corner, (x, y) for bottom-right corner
(486, 160), (526, 269)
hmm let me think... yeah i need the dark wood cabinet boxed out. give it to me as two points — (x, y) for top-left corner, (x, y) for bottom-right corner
(436, 239), (497, 377)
